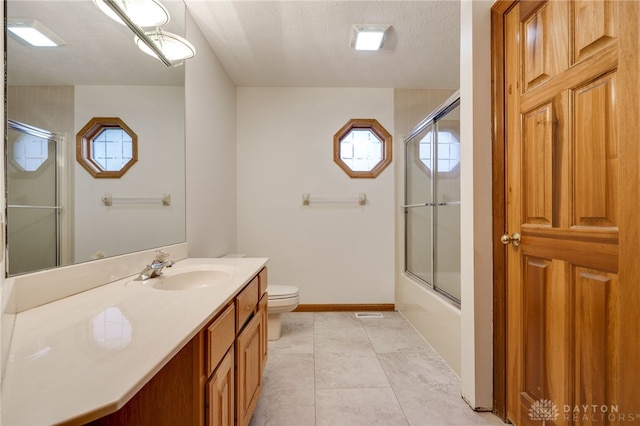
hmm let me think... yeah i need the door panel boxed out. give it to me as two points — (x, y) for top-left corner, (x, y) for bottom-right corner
(573, 267), (619, 414)
(522, 1), (569, 92)
(573, 73), (617, 227)
(522, 258), (549, 405)
(501, 0), (639, 424)
(572, 0), (617, 63)
(522, 103), (554, 226)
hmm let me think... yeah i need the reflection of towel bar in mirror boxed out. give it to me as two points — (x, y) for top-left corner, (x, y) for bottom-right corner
(302, 193), (366, 206)
(102, 194), (171, 206)
(8, 205), (63, 210)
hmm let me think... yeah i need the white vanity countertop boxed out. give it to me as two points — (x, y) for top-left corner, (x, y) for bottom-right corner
(2, 257), (268, 426)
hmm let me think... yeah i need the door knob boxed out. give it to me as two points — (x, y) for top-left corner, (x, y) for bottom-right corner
(501, 232), (521, 247)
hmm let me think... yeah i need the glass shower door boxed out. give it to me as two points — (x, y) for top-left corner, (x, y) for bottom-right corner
(433, 107), (461, 301)
(405, 123), (434, 285)
(404, 94), (461, 303)
(7, 120), (61, 275)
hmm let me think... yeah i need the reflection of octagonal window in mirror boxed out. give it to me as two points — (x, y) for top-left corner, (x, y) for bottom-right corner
(13, 134), (50, 172)
(333, 118), (392, 178)
(76, 117), (138, 178)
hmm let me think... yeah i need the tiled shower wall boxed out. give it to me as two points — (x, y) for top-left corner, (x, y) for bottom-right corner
(7, 85), (75, 136)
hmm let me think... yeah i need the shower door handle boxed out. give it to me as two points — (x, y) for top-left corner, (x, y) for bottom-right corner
(500, 232), (521, 247)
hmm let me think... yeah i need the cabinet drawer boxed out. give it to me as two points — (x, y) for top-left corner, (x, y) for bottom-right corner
(236, 276), (259, 331)
(258, 267), (268, 297)
(206, 304), (236, 377)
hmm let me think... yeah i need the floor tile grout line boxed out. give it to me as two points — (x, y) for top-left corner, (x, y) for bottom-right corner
(362, 315), (417, 426)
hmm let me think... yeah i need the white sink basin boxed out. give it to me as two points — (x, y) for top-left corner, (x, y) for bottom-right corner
(147, 268), (233, 291)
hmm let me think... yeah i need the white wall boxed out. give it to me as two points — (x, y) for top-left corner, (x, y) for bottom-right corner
(237, 87), (394, 304)
(74, 86), (185, 263)
(459, 0), (493, 410)
(393, 1), (494, 410)
(185, 11), (238, 258)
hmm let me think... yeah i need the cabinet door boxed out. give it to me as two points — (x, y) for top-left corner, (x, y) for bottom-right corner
(235, 313), (262, 426)
(206, 348), (234, 426)
(258, 294), (268, 373)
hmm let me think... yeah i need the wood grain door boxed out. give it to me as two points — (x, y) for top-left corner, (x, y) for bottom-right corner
(206, 348), (235, 426)
(500, 1), (640, 424)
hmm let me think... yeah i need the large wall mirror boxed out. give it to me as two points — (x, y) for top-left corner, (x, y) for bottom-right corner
(6, 0), (187, 276)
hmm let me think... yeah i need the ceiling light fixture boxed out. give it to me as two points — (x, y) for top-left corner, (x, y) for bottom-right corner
(135, 29), (196, 62)
(351, 25), (390, 51)
(94, 0), (170, 27)
(7, 20), (66, 47)
(95, 0), (196, 66)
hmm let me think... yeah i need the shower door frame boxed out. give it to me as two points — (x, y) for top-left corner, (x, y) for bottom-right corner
(7, 119), (64, 274)
(403, 90), (461, 305)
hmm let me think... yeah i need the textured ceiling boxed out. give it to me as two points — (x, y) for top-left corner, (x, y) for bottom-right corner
(185, 0), (461, 88)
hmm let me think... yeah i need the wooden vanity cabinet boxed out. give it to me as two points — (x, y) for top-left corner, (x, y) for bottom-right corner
(209, 266), (268, 426)
(87, 267), (268, 426)
(234, 269), (268, 426)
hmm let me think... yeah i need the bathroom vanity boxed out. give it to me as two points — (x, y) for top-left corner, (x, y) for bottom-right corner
(2, 257), (268, 426)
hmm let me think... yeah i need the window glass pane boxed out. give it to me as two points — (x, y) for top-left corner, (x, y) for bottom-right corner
(340, 129), (383, 172)
(92, 128), (134, 172)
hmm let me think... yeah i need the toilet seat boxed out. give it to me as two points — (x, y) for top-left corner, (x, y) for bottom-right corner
(268, 285), (299, 300)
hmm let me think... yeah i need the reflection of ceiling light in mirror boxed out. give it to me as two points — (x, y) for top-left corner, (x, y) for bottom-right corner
(135, 30), (196, 63)
(351, 25), (390, 51)
(7, 20), (66, 47)
(94, 0), (170, 27)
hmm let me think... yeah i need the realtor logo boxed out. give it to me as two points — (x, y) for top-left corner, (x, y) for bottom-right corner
(529, 399), (560, 424)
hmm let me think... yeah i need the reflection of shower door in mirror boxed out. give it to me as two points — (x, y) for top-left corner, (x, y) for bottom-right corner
(404, 94), (460, 303)
(7, 120), (62, 275)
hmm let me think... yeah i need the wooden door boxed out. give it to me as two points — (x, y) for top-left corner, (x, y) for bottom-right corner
(499, 1), (640, 424)
(206, 348), (235, 426)
(236, 313), (263, 426)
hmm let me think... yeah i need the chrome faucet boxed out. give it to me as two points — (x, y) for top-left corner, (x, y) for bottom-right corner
(137, 250), (175, 280)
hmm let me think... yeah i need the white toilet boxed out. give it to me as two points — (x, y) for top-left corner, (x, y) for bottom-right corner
(267, 285), (300, 340)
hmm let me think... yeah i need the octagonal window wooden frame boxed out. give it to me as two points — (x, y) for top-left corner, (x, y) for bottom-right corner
(333, 118), (392, 178)
(76, 117), (138, 178)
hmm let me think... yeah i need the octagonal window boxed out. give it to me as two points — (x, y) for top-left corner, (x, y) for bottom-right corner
(12, 133), (51, 172)
(333, 118), (392, 178)
(76, 117), (138, 178)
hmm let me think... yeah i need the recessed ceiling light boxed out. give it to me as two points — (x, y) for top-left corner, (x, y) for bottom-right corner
(7, 20), (66, 47)
(351, 25), (390, 51)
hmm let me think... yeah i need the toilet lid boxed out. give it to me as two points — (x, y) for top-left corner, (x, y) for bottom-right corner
(268, 285), (299, 299)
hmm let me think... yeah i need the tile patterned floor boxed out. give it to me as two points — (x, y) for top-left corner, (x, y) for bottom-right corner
(250, 312), (503, 426)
